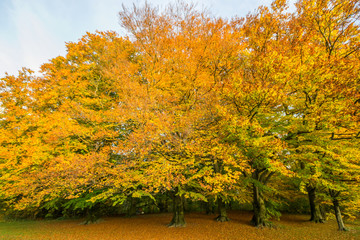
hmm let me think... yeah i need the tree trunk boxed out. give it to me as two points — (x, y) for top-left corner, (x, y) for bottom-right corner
(184, 198), (189, 212)
(332, 198), (347, 231)
(126, 196), (137, 217)
(251, 184), (268, 227)
(83, 206), (100, 225)
(158, 197), (167, 213)
(205, 199), (215, 215)
(164, 195), (168, 212)
(215, 197), (230, 222)
(168, 193), (186, 227)
(307, 186), (324, 223)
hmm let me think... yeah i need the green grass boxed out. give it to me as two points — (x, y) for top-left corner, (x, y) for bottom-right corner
(0, 221), (38, 239)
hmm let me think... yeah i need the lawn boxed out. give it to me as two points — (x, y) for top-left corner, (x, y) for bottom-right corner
(0, 211), (359, 240)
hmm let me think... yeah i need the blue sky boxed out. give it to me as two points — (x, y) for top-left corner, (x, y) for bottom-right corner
(0, 0), (296, 77)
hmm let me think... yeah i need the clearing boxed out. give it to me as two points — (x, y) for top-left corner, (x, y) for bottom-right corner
(0, 211), (359, 240)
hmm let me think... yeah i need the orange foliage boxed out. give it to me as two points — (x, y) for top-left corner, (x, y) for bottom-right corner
(0, 0), (359, 231)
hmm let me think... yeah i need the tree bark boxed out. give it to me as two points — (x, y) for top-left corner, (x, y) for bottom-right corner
(158, 197), (168, 213)
(168, 192), (186, 227)
(215, 197), (230, 222)
(332, 197), (347, 231)
(83, 206), (100, 225)
(307, 185), (324, 223)
(205, 199), (215, 215)
(126, 196), (137, 217)
(251, 184), (268, 227)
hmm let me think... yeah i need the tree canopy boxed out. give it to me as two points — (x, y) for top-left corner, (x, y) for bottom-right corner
(0, 0), (359, 230)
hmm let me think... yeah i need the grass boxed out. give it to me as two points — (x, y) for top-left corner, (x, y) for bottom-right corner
(0, 211), (359, 240)
(0, 220), (40, 239)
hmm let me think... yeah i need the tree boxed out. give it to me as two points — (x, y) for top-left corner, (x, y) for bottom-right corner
(0, 32), (141, 220)
(1, 0), (359, 232)
(118, 1), (249, 226)
(216, 0), (293, 227)
(283, 0), (360, 229)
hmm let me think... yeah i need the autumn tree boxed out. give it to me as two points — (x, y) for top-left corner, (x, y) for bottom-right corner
(214, 0), (294, 227)
(0, 69), (41, 215)
(0, 32), (142, 221)
(1, 0), (359, 232)
(283, 0), (360, 230)
(118, 1), (252, 226)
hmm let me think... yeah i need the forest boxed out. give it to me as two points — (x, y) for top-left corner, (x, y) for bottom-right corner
(0, 0), (359, 234)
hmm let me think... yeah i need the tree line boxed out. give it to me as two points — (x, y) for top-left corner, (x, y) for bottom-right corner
(0, 0), (359, 231)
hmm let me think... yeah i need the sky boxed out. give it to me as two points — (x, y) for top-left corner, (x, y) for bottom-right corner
(0, 0), (296, 77)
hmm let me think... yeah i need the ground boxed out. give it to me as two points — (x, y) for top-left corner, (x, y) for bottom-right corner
(0, 211), (359, 240)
